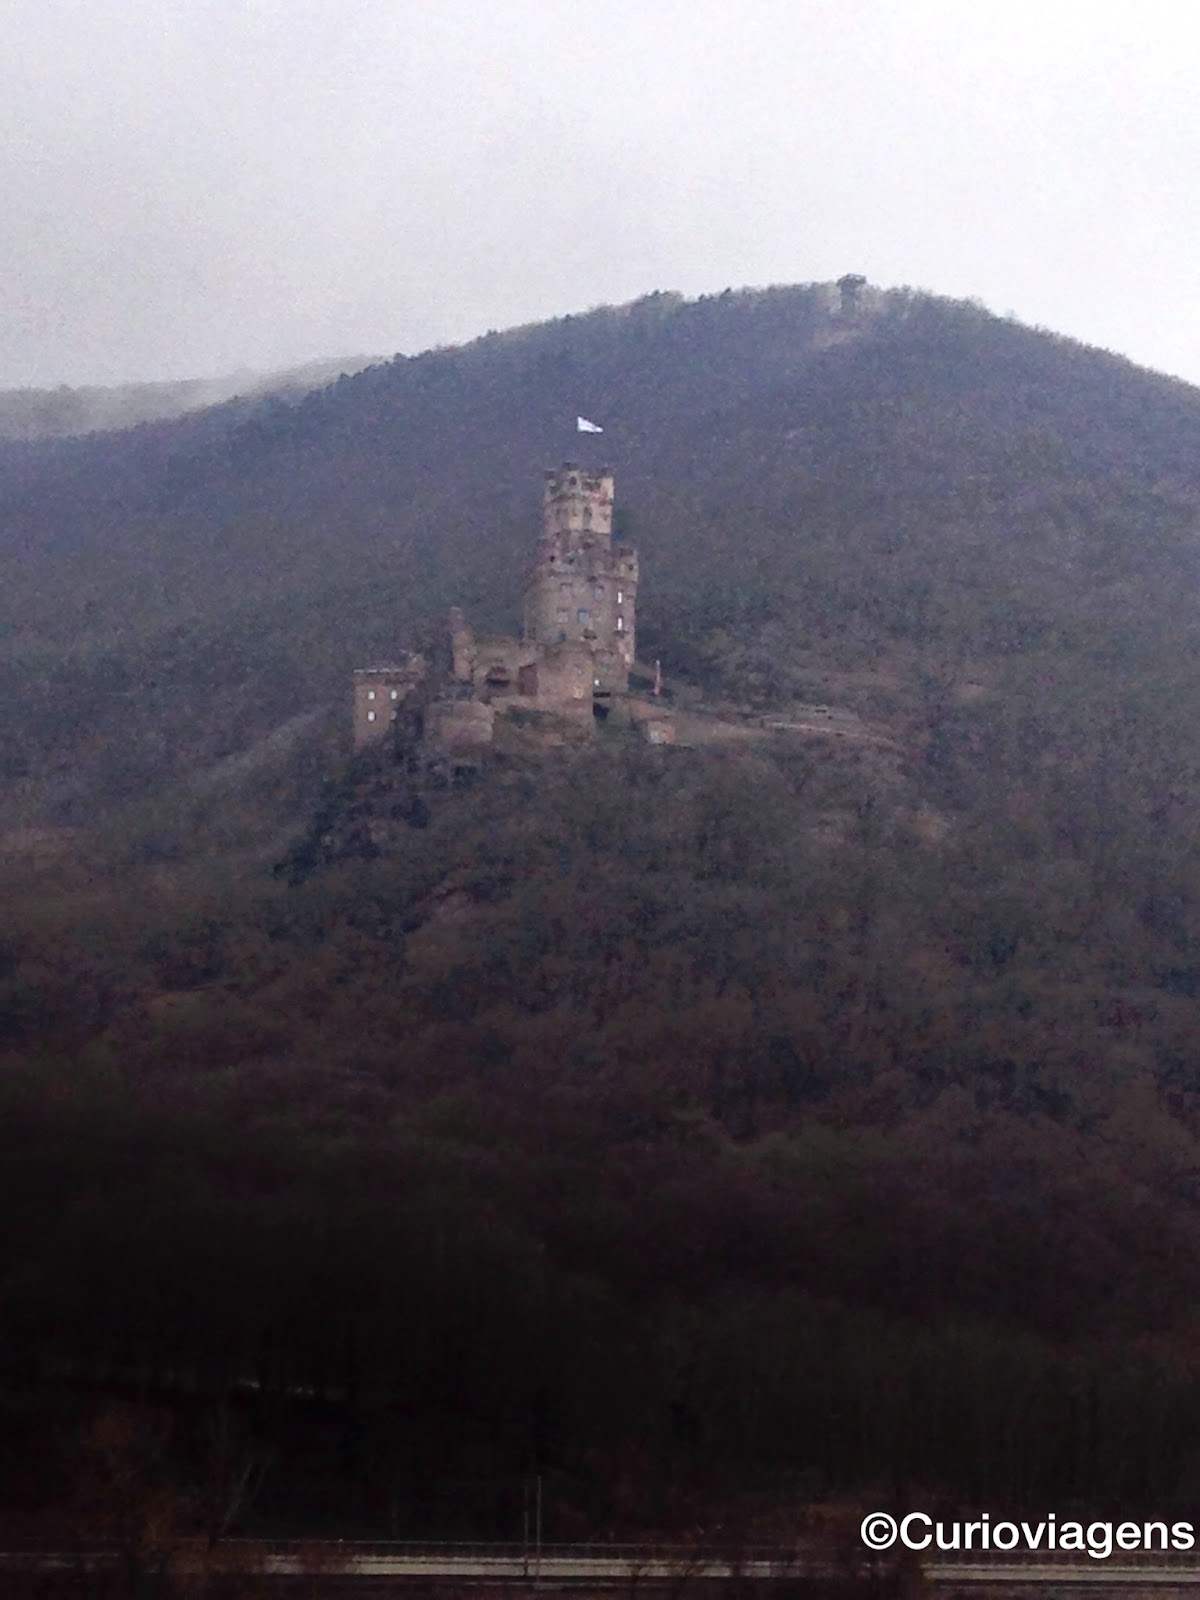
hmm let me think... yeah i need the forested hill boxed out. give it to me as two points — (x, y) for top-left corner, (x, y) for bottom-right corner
(5, 282), (1200, 837)
(10, 288), (1200, 1537)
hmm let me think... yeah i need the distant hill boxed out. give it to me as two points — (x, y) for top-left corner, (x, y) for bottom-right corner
(0, 353), (379, 441)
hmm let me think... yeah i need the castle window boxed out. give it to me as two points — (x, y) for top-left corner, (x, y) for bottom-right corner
(617, 615), (624, 631)
(367, 689), (376, 699)
(390, 689), (399, 699)
(367, 711), (376, 722)
(594, 585), (604, 599)
(577, 608), (590, 624)
(617, 589), (624, 603)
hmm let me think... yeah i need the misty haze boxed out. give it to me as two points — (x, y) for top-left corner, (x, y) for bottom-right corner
(5, 1), (1200, 1594)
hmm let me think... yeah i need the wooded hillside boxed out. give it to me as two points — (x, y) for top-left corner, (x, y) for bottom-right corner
(5, 285), (1200, 1541)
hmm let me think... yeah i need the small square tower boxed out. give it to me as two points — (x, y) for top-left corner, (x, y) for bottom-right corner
(352, 658), (425, 749)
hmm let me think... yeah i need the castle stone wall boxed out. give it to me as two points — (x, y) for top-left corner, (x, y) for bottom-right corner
(425, 699), (495, 752)
(472, 635), (538, 700)
(520, 641), (594, 716)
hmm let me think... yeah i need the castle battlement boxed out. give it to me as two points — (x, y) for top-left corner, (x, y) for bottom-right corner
(541, 462), (614, 538)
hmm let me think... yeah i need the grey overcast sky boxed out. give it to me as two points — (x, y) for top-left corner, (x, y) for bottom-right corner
(4, 0), (1199, 388)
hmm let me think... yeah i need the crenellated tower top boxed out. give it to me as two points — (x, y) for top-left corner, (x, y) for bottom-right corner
(541, 463), (614, 547)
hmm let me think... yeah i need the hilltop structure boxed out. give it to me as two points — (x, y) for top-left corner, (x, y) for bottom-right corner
(523, 463), (637, 690)
(353, 462), (650, 757)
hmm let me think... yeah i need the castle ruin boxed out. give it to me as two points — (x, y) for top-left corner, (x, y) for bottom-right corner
(353, 462), (641, 756)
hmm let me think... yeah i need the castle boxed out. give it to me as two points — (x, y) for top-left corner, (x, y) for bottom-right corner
(353, 463), (669, 757)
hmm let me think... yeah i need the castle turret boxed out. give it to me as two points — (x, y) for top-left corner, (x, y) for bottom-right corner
(522, 463), (637, 694)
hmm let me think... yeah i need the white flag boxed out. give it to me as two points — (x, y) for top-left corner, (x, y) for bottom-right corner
(576, 415), (604, 433)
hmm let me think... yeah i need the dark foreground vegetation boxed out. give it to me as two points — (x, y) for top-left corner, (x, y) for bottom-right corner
(9, 712), (1200, 1540)
(5, 285), (1200, 1558)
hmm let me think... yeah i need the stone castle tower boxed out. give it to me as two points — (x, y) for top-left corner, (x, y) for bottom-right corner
(522, 464), (638, 695)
